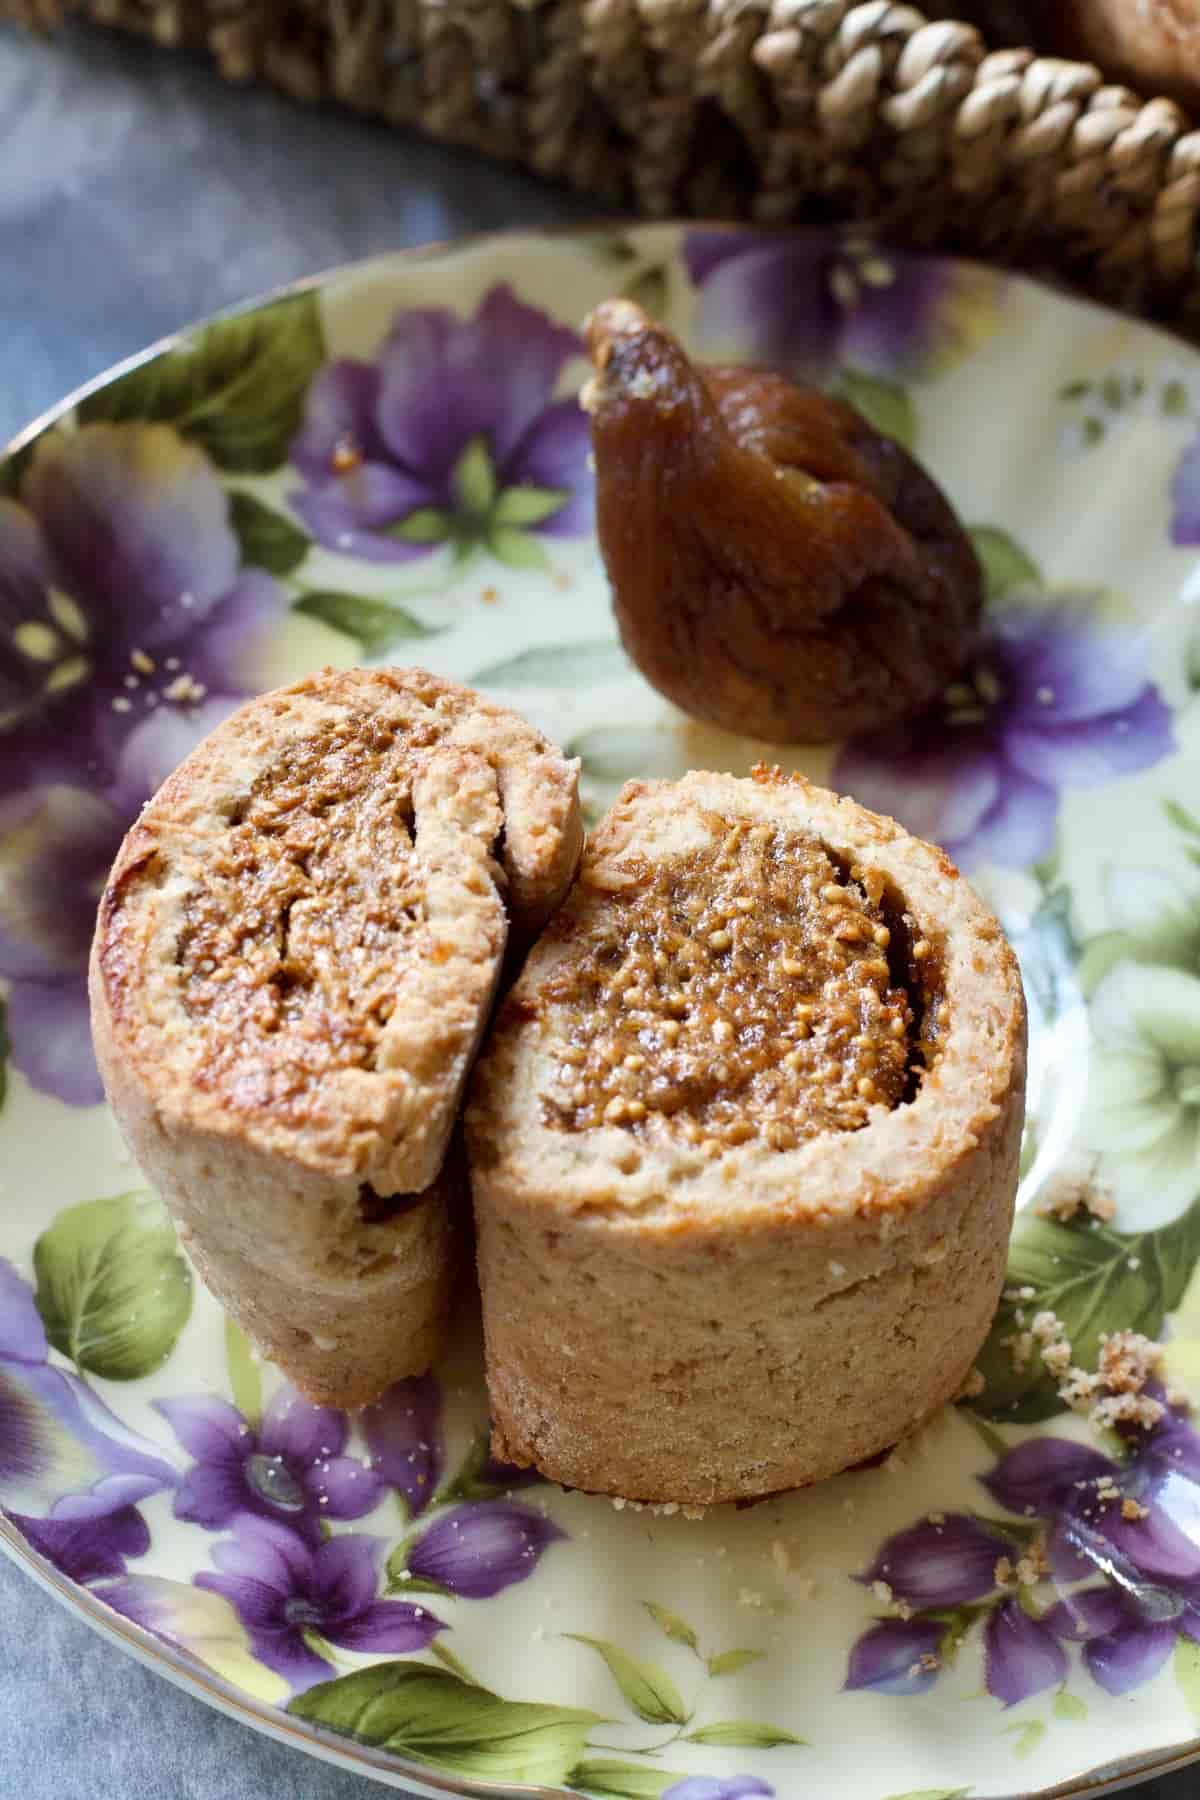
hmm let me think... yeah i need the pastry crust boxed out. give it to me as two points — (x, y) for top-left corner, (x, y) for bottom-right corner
(90, 666), (582, 1406)
(467, 768), (1026, 1504)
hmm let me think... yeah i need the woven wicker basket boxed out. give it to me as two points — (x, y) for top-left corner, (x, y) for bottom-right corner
(9, 0), (1200, 334)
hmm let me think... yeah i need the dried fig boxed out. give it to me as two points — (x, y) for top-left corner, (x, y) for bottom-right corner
(583, 299), (983, 744)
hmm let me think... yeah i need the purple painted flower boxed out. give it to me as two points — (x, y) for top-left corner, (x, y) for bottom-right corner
(0, 1259), (176, 1522)
(851, 1394), (1200, 1706)
(984, 1424), (1200, 1589)
(859, 1513), (1013, 1608)
(289, 285), (592, 566)
(662, 1779), (775, 1800)
(984, 1597), (1069, 1706)
(361, 1373), (443, 1519)
(0, 424), (283, 796)
(0, 785), (127, 1104)
(981, 1437), (1115, 1518)
(1043, 1587), (1186, 1696)
(0, 422), (284, 1106)
(1084, 1618), (1178, 1695)
(403, 1500), (564, 1599)
(835, 600), (1174, 872)
(844, 1617), (946, 1696)
(10, 1503), (149, 1584)
(196, 1514), (445, 1692)
(99, 1571), (293, 1706)
(683, 228), (998, 381)
(156, 1384), (384, 1546)
(1, 695), (239, 1105)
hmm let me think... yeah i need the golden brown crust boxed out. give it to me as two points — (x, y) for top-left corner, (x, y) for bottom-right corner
(90, 666), (582, 1404)
(467, 768), (1026, 1504)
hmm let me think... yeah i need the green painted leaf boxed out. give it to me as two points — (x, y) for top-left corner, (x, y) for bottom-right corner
(968, 526), (1042, 601)
(584, 233), (640, 266)
(881, 1790), (972, 1800)
(707, 1649), (765, 1676)
(1176, 1635), (1200, 1715)
(1186, 618), (1200, 694)
(969, 1511), (1038, 1546)
(429, 1641), (484, 1687)
(643, 1602), (698, 1651)
(391, 506), (454, 545)
(492, 484), (568, 528)
(292, 590), (440, 657)
(224, 1316), (262, 1427)
(570, 1760), (689, 1798)
(227, 490), (310, 575)
(964, 1411), (1011, 1461)
(1163, 377), (1191, 417)
(429, 1430), (543, 1506)
(836, 369), (915, 450)
(1005, 1719), (1046, 1759)
(384, 1538), (452, 1598)
(1052, 1690), (1087, 1721)
(300, 1627), (338, 1667)
(288, 1663), (602, 1783)
(565, 1636), (688, 1726)
(453, 436), (497, 515)
(684, 1721), (805, 1748)
(488, 525), (551, 572)
(1165, 797), (1200, 840)
(77, 292), (325, 472)
(389, 1574), (452, 1598)
(967, 1193), (1200, 1422)
(33, 1192), (192, 1379)
(472, 641), (629, 689)
(620, 265), (669, 319)
(933, 1602), (994, 1666)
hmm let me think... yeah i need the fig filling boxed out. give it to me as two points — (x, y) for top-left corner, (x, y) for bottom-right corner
(543, 817), (940, 1151)
(175, 716), (432, 1119)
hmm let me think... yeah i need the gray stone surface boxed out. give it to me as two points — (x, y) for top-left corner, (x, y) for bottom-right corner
(0, 14), (1195, 1798)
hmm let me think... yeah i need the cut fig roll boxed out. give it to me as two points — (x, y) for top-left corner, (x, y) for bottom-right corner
(468, 767), (1026, 1505)
(90, 666), (582, 1408)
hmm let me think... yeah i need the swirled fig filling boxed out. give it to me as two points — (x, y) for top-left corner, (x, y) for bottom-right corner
(174, 716), (430, 1119)
(542, 816), (939, 1151)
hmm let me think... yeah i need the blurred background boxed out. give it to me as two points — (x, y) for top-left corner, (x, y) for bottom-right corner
(0, 13), (1198, 1799)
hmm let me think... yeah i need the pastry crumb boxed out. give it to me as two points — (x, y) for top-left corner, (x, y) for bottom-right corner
(1033, 1158), (1116, 1223)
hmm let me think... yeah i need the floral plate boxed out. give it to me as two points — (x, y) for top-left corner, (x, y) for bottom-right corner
(5, 223), (1200, 1800)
